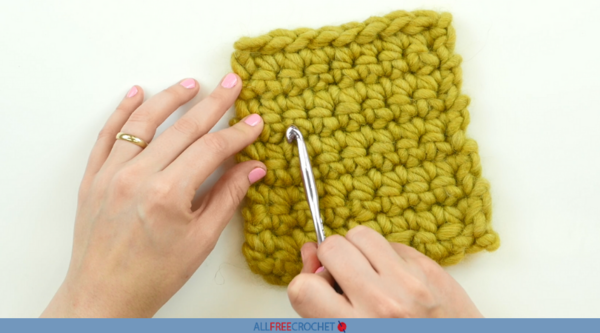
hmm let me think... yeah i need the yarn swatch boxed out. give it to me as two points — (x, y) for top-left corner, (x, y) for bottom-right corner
(230, 10), (500, 285)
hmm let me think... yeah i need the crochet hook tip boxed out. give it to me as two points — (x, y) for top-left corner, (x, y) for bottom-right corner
(286, 125), (301, 143)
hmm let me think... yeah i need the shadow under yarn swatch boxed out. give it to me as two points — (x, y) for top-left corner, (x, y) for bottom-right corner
(229, 10), (500, 286)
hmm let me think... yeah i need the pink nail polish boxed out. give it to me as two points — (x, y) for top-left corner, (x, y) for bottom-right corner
(315, 266), (325, 274)
(180, 78), (196, 89)
(248, 168), (266, 184)
(126, 86), (138, 98)
(243, 114), (262, 127)
(221, 73), (238, 88)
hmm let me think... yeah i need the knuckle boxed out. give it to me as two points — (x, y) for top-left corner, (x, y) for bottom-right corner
(163, 86), (186, 101)
(138, 179), (179, 220)
(114, 106), (133, 118)
(97, 128), (115, 141)
(143, 179), (174, 205)
(111, 167), (139, 196)
(374, 296), (406, 318)
(415, 286), (436, 306)
(205, 91), (229, 110)
(287, 274), (311, 308)
(346, 225), (373, 240)
(406, 278), (436, 308)
(318, 235), (343, 258)
(172, 116), (200, 137)
(414, 255), (439, 274)
(201, 133), (228, 154)
(127, 108), (151, 124)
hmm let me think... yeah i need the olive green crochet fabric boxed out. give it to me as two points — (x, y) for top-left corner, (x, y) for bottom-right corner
(229, 10), (500, 285)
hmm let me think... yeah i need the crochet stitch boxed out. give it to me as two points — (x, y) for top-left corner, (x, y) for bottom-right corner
(230, 10), (500, 285)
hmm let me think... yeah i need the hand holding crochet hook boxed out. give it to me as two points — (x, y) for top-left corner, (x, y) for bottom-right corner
(286, 125), (482, 318)
(40, 74), (483, 318)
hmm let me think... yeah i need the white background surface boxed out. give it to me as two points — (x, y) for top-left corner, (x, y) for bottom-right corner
(1, 0), (599, 318)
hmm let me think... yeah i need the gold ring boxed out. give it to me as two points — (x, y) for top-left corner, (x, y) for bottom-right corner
(115, 132), (148, 149)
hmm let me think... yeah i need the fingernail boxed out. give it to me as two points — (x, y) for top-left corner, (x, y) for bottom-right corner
(221, 73), (238, 88)
(248, 168), (266, 184)
(126, 86), (138, 98)
(315, 266), (325, 274)
(300, 249), (305, 262)
(243, 114), (262, 127)
(180, 78), (196, 89)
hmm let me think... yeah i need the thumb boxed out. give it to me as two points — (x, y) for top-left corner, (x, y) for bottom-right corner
(194, 160), (266, 237)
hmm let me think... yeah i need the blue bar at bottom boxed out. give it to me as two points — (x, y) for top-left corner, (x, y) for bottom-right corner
(0, 318), (595, 333)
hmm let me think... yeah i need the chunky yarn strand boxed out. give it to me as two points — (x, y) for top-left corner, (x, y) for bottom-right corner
(230, 10), (500, 286)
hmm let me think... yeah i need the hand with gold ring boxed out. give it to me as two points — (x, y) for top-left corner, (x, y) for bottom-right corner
(41, 74), (266, 318)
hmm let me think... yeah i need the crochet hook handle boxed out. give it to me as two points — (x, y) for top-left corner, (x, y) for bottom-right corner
(286, 125), (326, 245)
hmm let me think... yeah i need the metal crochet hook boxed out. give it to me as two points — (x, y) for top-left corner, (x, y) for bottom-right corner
(286, 125), (326, 245)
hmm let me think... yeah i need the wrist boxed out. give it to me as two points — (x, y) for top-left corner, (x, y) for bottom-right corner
(41, 275), (152, 318)
(41, 280), (87, 318)
(41, 278), (110, 318)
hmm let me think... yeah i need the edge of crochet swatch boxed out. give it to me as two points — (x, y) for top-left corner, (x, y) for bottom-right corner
(230, 10), (500, 286)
